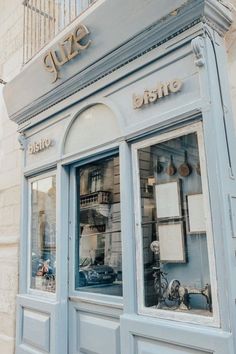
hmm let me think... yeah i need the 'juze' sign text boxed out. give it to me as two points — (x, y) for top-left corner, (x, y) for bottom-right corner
(43, 24), (91, 83)
(133, 79), (183, 109)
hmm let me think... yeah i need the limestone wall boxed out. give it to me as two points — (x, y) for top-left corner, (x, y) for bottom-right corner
(0, 1), (23, 353)
(225, 0), (236, 127)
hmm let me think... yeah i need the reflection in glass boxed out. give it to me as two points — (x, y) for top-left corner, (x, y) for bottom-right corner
(75, 155), (122, 296)
(30, 175), (56, 292)
(138, 133), (213, 316)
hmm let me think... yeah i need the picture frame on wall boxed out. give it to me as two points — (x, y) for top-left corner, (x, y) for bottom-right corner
(155, 180), (181, 219)
(158, 222), (185, 263)
(187, 193), (206, 234)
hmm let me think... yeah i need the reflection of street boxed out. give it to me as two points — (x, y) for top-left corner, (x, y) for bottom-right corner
(77, 282), (122, 296)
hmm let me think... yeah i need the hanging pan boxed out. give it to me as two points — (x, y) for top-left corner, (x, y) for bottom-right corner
(166, 155), (176, 176)
(156, 156), (163, 174)
(178, 150), (192, 177)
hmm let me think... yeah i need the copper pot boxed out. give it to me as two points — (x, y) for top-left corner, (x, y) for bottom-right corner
(178, 151), (192, 177)
(166, 155), (176, 176)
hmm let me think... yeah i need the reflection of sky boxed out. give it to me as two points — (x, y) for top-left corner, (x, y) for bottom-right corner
(33, 177), (54, 193)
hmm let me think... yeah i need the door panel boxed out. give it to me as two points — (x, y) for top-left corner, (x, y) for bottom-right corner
(69, 300), (122, 354)
(68, 153), (122, 354)
(78, 313), (120, 354)
(135, 337), (211, 354)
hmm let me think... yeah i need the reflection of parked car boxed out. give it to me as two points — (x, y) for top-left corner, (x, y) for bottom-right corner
(79, 258), (117, 287)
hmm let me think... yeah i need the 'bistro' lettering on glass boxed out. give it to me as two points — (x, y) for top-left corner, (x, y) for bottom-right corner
(43, 24), (91, 83)
(133, 79), (183, 109)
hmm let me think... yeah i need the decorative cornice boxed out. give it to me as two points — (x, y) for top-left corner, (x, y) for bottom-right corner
(18, 133), (27, 150)
(204, 0), (232, 36)
(12, 20), (202, 126)
(3, 0), (233, 127)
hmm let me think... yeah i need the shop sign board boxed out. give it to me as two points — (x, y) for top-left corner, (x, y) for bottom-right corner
(3, 0), (197, 124)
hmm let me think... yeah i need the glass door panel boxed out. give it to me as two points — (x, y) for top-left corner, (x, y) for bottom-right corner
(75, 155), (123, 297)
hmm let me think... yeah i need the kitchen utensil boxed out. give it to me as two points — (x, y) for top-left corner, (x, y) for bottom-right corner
(156, 156), (163, 174)
(178, 151), (192, 177)
(166, 155), (176, 176)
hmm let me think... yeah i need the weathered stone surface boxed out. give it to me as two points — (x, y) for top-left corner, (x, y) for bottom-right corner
(226, 0), (236, 128)
(0, 2), (22, 354)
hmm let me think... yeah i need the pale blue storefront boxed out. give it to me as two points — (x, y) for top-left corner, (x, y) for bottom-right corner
(3, 1), (236, 354)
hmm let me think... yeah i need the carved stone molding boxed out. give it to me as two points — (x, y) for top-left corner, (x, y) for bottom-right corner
(191, 36), (205, 67)
(204, 0), (233, 37)
(3, 0), (233, 127)
(18, 133), (27, 150)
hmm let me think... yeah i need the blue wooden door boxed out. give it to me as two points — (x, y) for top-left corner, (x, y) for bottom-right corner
(68, 156), (122, 354)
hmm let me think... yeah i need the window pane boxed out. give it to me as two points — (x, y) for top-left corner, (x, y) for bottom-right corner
(30, 175), (56, 293)
(138, 132), (213, 316)
(75, 156), (122, 297)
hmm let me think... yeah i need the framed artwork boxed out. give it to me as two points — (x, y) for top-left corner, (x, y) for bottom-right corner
(187, 193), (206, 234)
(158, 222), (185, 263)
(155, 180), (181, 219)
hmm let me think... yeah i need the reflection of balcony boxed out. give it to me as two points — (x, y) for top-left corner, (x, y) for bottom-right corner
(80, 191), (112, 224)
(80, 191), (111, 208)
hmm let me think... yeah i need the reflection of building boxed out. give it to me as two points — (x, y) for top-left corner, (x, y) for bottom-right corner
(31, 181), (56, 254)
(78, 157), (121, 274)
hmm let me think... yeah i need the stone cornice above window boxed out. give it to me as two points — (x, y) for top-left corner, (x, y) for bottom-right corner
(204, 0), (232, 35)
(3, 0), (233, 128)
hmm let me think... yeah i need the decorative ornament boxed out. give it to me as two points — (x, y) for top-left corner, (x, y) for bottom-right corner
(191, 36), (205, 67)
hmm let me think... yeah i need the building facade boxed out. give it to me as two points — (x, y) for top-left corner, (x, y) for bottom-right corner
(1, 1), (236, 354)
(0, 1), (23, 352)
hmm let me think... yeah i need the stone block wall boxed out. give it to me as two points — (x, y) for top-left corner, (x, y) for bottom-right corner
(0, 1), (23, 353)
(225, 0), (236, 127)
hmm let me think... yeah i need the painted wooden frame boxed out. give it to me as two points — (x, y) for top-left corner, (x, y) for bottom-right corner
(132, 122), (219, 326)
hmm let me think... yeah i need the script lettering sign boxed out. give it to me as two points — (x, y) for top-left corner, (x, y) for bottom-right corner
(43, 24), (91, 83)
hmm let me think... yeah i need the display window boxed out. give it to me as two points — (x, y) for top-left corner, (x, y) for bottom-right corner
(133, 123), (218, 323)
(75, 155), (122, 297)
(29, 174), (56, 293)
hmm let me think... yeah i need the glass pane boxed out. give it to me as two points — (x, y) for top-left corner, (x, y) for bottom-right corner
(75, 155), (122, 297)
(30, 175), (56, 293)
(138, 132), (213, 316)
